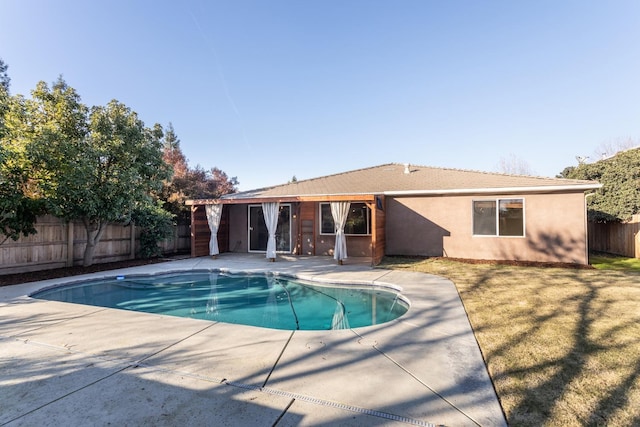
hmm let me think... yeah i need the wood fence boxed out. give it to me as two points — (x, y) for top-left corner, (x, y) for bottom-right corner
(589, 214), (640, 258)
(0, 215), (191, 275)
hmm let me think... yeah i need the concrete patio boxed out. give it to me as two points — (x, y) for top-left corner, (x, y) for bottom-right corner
(0, 254), (506, 426)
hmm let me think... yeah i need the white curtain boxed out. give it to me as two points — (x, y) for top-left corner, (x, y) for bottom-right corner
(331, 201), (350, 262)
(206, 272), (219, 318)
(205, 204), (223, 256)
(263, 276), (280, 328)
(262, 202), (280, 259)
(331, 301), (350, 330)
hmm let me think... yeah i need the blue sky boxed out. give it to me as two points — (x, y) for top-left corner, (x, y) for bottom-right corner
(2, 1), (639, 190)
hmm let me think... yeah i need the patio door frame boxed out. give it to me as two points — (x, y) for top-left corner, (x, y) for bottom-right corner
(247, 204), (292, 253)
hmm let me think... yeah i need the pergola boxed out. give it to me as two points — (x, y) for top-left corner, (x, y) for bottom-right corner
(186, 194), (386, 265)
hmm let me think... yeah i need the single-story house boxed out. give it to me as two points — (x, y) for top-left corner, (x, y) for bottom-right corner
(186, 163), (602, 265)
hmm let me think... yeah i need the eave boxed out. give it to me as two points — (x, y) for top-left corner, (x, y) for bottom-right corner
(185, 193), (378, 206)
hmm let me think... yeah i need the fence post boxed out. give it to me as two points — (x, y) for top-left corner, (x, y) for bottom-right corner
(174, 224), (179, 253)
(130, 223), (136, 260)
(635, 218), (640, 259)
(66, 221), (74, 267)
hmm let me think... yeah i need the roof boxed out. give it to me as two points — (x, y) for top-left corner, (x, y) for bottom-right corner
(188, 163), (602, 204)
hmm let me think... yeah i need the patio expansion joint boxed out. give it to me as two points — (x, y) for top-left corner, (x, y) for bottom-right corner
(227, 379), (439, 427)
(352, 329), (483, 427)
(131, 321), (219, 367)
(1, 321), (225, 425)
(2, 364), (132, 426)
(1, 337), (135, 426)
(261, 330), (295, 389)
(6, 306), (110, 339)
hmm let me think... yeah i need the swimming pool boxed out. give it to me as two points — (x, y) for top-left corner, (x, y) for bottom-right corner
(31, 271), (409, 331)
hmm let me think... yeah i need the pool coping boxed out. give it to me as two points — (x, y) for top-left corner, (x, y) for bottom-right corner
(0, 254), (507, 426)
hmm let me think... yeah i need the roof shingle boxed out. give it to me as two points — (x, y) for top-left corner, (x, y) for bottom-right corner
(221, 163), (601, 200)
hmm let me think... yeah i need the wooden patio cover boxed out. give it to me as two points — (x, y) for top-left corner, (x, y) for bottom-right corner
(186, 194), (386, 265)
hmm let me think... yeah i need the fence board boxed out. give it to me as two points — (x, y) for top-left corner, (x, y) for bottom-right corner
(589, 214), (640, 258)
(1, 215), (191, 275)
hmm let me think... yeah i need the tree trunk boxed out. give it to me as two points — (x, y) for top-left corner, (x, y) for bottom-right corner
(82, 219), (107, 266)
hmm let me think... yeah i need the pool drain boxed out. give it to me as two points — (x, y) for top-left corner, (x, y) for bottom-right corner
(227, 380), (438, 427)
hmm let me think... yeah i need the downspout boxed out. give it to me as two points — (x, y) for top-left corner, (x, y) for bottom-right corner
(584, 192), (596, 265)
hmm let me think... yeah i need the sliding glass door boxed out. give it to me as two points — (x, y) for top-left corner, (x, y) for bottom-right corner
(248, 205), (291, 253)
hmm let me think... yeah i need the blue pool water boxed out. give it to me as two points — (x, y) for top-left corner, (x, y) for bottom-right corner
(31, 271), (409, 330)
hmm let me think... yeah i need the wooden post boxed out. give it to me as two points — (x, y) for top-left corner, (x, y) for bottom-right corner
(190, 205), (197, 258)
(66, 221), (74, 267)
(635, 218), (640, 259)
(130, 223), (136, 260)
(173, 224), (179, 253)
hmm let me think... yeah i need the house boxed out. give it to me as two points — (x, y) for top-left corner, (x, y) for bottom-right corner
(186, 163), (602, 265)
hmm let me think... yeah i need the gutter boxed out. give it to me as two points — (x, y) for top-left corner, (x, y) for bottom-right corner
(384, 183), (602, 196)
(187, 184), (603, 205)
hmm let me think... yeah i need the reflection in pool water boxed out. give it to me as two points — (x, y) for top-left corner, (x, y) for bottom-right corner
(31, 271), (409, 331)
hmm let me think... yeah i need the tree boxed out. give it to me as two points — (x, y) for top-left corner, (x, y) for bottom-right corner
(209, 167), (239, 197)
(564, 147), (640, 222)
(0, 60), (46, 244)
(0, 141), (44, 244)
(29, 80), (170, 265)
(131, 200), (175, 258)
(0, 58), (9, 92)
(157, 123), (238, 219)
(158, 123), (191, 218)
(592, 137), (637, 161)
(496, 153), (535, 176)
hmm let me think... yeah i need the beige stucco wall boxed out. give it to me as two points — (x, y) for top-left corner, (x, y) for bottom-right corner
(385, 192), (589, 264)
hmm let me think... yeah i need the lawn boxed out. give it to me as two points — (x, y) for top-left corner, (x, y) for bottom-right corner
(380, 256), (640, 427)
(590, 252), (640, 271)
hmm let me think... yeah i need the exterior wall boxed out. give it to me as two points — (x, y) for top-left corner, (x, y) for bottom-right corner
(386, 192), (589, 264)
(191, 205), (209, 257)
(298, 202), (316, 255)
(315, 234), (371, 257)
(372, 196), (386, 264)
(225, 202), (372, 257)
(227, 204), (248, 252)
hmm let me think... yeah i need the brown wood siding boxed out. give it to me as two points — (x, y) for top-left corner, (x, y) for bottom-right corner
(299, 202), (316, 255)
(372, 196), (386, 265)
(589, 214), (640, 258)
(218, 207), (230, 253)
(191, 205), (210, 257)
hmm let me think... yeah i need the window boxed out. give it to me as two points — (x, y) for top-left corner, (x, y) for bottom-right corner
(320, 203), (371, 235)
(473, 198), (524, 237)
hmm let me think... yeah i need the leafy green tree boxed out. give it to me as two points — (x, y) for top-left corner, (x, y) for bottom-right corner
(0, 138), (44, 244)
(564, 147), (640, 222)
(0, 60), (46, 244)
(131, 200), (175, 258)
(26, 78), (89, 197)
(0, 58), (9, 92)
(556, 166), (575, 179)
(29, 80), (170, 265)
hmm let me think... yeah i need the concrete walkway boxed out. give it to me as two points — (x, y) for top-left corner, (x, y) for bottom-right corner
(0, 254), (506, 426)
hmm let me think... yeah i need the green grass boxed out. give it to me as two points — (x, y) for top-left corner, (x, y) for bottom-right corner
(380, 256), (640, 426)
(590, 252), (640, 271)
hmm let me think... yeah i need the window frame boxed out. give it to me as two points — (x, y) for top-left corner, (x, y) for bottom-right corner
(472, 198), (525, 237)
(318, 202), (372, 236)
(247, 203), (292, 253)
